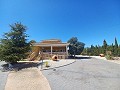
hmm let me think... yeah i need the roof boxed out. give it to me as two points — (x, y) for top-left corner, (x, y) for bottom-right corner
(33, 39), (69, 47)
(41, 39), (61, 44)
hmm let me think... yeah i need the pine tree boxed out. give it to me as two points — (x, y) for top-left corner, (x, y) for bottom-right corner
(0, 22), (30, 63)
(90, 45), (94, 55)
(95, 45), (99, 56)
(111, 43), (114, 54)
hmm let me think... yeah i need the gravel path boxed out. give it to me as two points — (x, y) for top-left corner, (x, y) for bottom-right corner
(42, 57), (120, 90)
(5, 68), (51, 90)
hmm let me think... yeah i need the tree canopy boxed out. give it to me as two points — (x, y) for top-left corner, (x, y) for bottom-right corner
(67, 37), (85, 57)
(29, 40), (36, 45)
(0, 22), (30, 63)
(82, 38), (120, 57)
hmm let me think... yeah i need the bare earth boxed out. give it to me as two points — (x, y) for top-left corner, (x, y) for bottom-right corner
(91, 56), (120, 64)
(5, 68), (51, 90)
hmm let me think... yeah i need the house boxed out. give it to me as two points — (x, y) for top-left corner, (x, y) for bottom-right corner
(29, 39), (69, 60)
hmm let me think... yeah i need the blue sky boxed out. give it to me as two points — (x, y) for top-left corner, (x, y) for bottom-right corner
(0, 0), (120, 47)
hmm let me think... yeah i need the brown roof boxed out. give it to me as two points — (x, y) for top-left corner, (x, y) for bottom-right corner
(33, 39), (69, 46)
(41, 39), (61, 44)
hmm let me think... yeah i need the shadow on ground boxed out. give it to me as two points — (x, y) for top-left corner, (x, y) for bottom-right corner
(43, 60), (76, 70)
(68, 56), (91, 59)
(0, 62), (42, 72)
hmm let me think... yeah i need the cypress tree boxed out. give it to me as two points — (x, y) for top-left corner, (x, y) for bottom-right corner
(114, 37), (118, 56)
(102, 39), (107, 55)
(115, 37), (118, 48)
(111, 43), (114, 55)
(118, 45), (120, 56)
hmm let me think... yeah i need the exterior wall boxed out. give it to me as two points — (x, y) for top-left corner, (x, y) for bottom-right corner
(44, 46), (67, 59)
(30, 39), (69, 60)
(41, 46), (66, 52)
(31, 46), (68, 60)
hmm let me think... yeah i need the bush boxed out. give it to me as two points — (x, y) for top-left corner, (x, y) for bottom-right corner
(45, 61), (49, 67)
(105, 55), (112, 60)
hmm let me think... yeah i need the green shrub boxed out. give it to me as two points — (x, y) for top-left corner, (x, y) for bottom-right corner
(45, 61), (49, 67)
(105, 55), (112, 60)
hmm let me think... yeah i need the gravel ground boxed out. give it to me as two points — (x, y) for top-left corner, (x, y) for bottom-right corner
(5, 68), (51, 90)
(91, 56), (120, 64)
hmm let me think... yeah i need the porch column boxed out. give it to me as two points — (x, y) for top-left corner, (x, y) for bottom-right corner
(66, 45), (68, 55)
(51, 46), (53, 55)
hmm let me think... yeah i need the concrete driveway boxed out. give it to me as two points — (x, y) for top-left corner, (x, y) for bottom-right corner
(0, 61), (9, 90)
(42, 57), (120, 90)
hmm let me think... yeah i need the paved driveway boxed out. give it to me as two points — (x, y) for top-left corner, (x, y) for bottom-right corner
(42, 57), (120, 90)
(0, 61), (9, 90)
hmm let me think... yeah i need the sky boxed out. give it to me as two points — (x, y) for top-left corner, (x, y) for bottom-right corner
(0, 0), (120, 47)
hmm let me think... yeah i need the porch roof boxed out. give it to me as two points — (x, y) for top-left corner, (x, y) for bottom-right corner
(33, 43), (69, 47)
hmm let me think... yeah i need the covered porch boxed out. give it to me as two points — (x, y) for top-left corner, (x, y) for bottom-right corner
(29, 39), (69, 60)
(36, 43), (69, 59)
